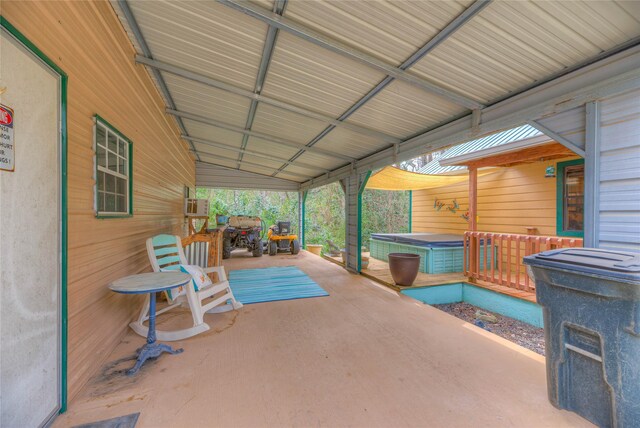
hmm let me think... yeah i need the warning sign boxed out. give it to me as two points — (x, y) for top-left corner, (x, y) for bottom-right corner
(0, 104), (14, 172)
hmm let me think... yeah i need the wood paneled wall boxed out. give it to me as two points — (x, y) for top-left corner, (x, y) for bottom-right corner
(412, 157), (578, 236)
(3, 1), (194, 400)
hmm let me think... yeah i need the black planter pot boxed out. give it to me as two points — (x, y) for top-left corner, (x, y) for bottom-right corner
(388, 253), (421, 286)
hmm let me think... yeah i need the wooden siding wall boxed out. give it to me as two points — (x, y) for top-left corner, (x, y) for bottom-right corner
(3, 1), (195, 399)
(412, 157), (579, 236)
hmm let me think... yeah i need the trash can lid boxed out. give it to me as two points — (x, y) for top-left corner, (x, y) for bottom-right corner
(524, 248), (640, 282)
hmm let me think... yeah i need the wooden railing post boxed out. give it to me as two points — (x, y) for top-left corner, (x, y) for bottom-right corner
(464, 230), (583, 293)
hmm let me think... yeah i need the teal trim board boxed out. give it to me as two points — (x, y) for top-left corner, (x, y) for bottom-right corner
(556, 158), (585, 238)
(0, 16), (69, 413)
(408, 190), (412, 233)
(402, 283), (543, 327)
(300, 190), (308, 247)
(357, 171), (371, 272)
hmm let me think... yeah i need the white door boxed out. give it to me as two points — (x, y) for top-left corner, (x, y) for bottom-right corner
(0, 26), (63, 427)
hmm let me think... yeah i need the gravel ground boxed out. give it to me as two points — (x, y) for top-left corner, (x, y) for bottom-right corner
(433, 302), (546, 356)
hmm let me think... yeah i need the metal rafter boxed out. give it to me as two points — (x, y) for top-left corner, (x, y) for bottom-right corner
(527, 120), (586, 157)
(117, 0), (201, 161)
(196, 160), (300, 184)
(217, 0), (484, 110)
(300, 47), (640, 190)
(584, 101), (601, 247)
(271, 0), (491, 177)
(167, 108), (356, 162)
(182, 135), (330, 173)
(237, 0), (287, 168)
(194, 151), (314, 179)
(135, 56), (400, 143)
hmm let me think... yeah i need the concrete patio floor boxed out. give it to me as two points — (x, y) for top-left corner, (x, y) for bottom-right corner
(55, 251), (591, 427)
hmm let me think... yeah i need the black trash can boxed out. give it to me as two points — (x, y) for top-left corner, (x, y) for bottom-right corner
(523, 248), (640, 428)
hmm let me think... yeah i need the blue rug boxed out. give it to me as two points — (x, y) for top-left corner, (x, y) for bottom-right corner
(228, 266), (329, 304)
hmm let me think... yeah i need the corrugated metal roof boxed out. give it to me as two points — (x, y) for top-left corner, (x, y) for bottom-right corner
(284, 0), (475, 66)
(196, 161), (300, 191)
(418, 153), (466, 175)
(417, 124), (544, 174)
(261, 31), (387, 118)
(128, 0), (268, 91)
(410, 1), (640, 103)
(250, 103), (328, 144)
(346, 80), (465, 138)
(164, 74), (250, 128)
(112, 0), (640, 186)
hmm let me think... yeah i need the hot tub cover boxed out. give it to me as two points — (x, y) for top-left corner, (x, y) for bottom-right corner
(370, 233), (464, 248)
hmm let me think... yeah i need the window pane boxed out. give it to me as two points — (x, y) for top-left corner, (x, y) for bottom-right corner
(105, 193), (116, 212)
(97, 171), (105, 191)
(97, 191), (105, 212)
(96, 124), (106, 148)
(118, 156), (126, 175)
(116, 195), (126, 212)
(564, 165), (584, 232)
(96, 144), (106, 168)
(108, 152), (118, 172)
(116, 177), (126, 195)
(106, 173), (116, 193)
(119, 140), (127, 157)
(108, 131), (118, 153)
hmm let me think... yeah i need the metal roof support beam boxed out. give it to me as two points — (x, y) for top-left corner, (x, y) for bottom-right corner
(117, 0), (200, 161)
(527, 120), (586, 157)
(299, 46), (640, 191)
(238, 0), (288, 167)
(584, 101), (601, 247)
(196, 160), (301, 185)
(183, 135), (329, 172)
(218, 0), (484, 110)
(194, 151), (314, 179)
(168, 108), (356, 162)
(271, 0), (490, 177)
(135, 55), (399, 143)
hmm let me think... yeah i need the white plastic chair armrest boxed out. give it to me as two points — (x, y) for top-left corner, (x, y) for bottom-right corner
(204, 265), (227, 281)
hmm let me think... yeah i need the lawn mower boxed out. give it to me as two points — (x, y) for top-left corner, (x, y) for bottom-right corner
(266, 221), (300, 256)
(222, 215), (264, 259)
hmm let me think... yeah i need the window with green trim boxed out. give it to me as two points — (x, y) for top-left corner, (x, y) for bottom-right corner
(94, 116), (132, 217)
(556, 159), (584, 237)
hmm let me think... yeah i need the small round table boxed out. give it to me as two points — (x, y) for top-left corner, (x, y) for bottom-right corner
(109, 272), (192, 375)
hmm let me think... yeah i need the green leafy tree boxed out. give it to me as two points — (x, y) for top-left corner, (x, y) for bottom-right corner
(196, 183), (410, 254)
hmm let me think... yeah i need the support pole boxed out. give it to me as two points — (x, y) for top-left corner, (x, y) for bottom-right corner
(468, 168), (478, 278)
(584, 101), (601, 247)
(299, 190), (308, 248)
(357, 172), (372, 272)
(408, 190), (413, 233)
(342, 171), (371, 273)
(469, 168), (478, 232)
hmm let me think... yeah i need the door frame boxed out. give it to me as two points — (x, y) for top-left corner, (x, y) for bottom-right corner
(0, 16), (68, 414)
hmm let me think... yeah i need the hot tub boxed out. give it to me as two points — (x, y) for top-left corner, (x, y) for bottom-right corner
(369, 233), (493, 274)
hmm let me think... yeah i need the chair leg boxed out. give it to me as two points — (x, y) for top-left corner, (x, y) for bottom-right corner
(184, 286), (206, 327)
(129, 293), (211, 341)
(129, 321), (210, 341)
(204, 288), (243, 314)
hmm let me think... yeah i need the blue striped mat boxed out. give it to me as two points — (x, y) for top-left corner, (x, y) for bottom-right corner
(228, 266), (329, 304)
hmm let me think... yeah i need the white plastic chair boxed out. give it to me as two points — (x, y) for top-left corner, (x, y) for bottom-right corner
(130, 234), (242, 341)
